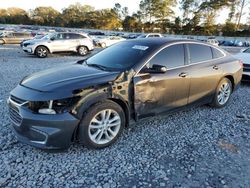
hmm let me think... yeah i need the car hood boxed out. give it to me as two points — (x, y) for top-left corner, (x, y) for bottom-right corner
(23, 38), (48, 44)
(234, 53), (250, 65)
(20, 63), (120, 92)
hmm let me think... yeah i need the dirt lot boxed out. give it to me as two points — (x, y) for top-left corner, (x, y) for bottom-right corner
(0, 45), (250, 187)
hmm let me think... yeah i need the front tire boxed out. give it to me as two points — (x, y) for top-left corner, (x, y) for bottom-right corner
(79, 100), (125, 149)
(78, 46), (88, 56)
(210, 78), (232, 108)
(36, 46), (48, 58)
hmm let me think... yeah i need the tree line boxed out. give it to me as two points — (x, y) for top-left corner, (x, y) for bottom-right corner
(0, 0), (250, 36)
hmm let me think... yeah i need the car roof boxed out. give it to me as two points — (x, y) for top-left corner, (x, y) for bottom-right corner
(124, 38), (227, 71)
(128, 38), (203, 46)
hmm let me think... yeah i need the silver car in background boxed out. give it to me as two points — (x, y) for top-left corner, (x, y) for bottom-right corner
(0, 32), (33, 45)
(21, 32), (94, 58)
(234, 47), (250, 81)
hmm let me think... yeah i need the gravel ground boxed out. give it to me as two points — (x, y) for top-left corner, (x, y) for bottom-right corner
(0, 45), (250, 188)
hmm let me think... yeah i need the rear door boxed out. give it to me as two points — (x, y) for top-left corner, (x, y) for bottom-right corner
(133, 44), (190, 118)
(4, 33), (14, 43)
(66, 33), (81, 51)
(49, 33), (68, 52)
(187, 43), (223, 104)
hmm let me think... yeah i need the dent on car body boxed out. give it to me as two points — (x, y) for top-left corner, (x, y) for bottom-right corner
(70, 68), (135, 119)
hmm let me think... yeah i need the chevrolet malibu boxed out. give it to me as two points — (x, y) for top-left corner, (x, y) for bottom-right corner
(8, 38), (243, 150)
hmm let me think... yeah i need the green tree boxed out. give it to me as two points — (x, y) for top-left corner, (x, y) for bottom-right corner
(172, 17), (182, 34)
(123, 15), (142, 32)
(0, 9), (8, 24)
(62, 3), (94, 27)
(6, 7), (30, 24)
(30, 7), (60, 26)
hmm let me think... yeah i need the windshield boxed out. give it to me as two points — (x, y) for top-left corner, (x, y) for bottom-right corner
(138, 34), (146, 38)
(86, 41), (153, 71)
(34, 35), (44, 39)
(41, 33), (56, 40)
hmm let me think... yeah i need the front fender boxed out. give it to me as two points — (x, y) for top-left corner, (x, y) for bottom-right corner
(73, 89), (111, 119)
(72, 83), (132, 124)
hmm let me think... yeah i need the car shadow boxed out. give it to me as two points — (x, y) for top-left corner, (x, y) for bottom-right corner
(241, 81), (250, 86)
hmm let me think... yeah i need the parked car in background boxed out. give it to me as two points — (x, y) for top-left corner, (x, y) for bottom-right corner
(234, 48), (250, 81)
(95, 36), (126, 48)
(8, 38), (242, 150)
(220, 40), (234, 46)
(121, 33), (137, 39)
(0, 32), (33, 44)
(137, 33), (163, 38)
(233, 40), (244, 47)
(207, 39), (219, 46)
(21, 32), (94, 58)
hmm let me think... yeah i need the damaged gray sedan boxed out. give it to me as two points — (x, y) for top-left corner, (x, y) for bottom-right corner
(8, 38), (242, 149)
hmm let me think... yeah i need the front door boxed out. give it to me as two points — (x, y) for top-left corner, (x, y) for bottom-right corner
(133, 44), (190, 119)
(49, 33), (69, 52)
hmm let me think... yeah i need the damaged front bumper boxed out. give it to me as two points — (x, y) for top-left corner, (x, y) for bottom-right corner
(7, 86), (80, 149)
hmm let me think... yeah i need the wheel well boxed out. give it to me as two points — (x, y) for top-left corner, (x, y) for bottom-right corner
(77, 45), (89, 51)
(108, 98), (130, 127)
(225, 75), (235, 90)
(0, 39), (5, 44)
(35, 45), (50, 53)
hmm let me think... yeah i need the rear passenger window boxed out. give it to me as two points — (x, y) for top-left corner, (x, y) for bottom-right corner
(13, 33), (23, 37)
(189, 44), (213, 64)
(148, 44), (185, 69)
(212, 47), (224, 58)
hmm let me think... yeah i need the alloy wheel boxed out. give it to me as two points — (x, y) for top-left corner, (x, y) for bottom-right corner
(217, 82), (231, 105)
(37, 48), (47, 57)
(88, 109), (121, 145)
(79, 47), (88, 56)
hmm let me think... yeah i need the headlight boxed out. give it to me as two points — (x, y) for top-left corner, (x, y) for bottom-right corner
(27, 42), (35, 46)
(29, 97), (80, 115)
(38, 100), (56, 115)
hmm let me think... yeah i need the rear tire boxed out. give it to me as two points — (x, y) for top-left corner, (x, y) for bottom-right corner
(79, 100), (125, 149)
(36, 46), (48, 58)
(210, 78), (232, 108)
(78, 46), (88, 56)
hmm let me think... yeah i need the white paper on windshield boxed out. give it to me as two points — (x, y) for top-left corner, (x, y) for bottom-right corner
(132, 45), (149, 50)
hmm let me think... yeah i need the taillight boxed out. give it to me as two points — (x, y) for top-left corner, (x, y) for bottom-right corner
(239, 60), (243, 68)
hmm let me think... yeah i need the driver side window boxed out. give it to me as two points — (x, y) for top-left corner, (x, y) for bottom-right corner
(145, 44), (185, 69)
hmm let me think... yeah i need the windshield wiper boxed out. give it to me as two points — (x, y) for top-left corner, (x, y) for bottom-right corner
(85, 61), (108, 71)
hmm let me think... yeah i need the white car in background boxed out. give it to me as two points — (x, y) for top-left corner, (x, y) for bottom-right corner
(21, 32), (94, 58)
(207, 39), (219, 46)
(95, 36), (126, 48)
(234, 48), (250, 81)
(137, 33), (163, 38)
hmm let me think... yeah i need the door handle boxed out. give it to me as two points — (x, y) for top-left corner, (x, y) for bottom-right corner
(179, 72), (187, 78)
(213, 65), (219, 70)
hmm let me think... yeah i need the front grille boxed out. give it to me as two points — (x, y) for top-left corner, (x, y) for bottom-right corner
(9, 107), (22, 126)
(243, 64), (250, 72)
(10, 95), (27, 105)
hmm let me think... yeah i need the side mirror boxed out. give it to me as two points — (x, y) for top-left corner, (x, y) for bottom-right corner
(50, 37), (55, 41)
(142, 64), (167, 74)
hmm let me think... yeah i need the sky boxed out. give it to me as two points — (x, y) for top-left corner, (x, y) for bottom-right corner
(0, 0), (141, 14)
(0, 0), (248, 24)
